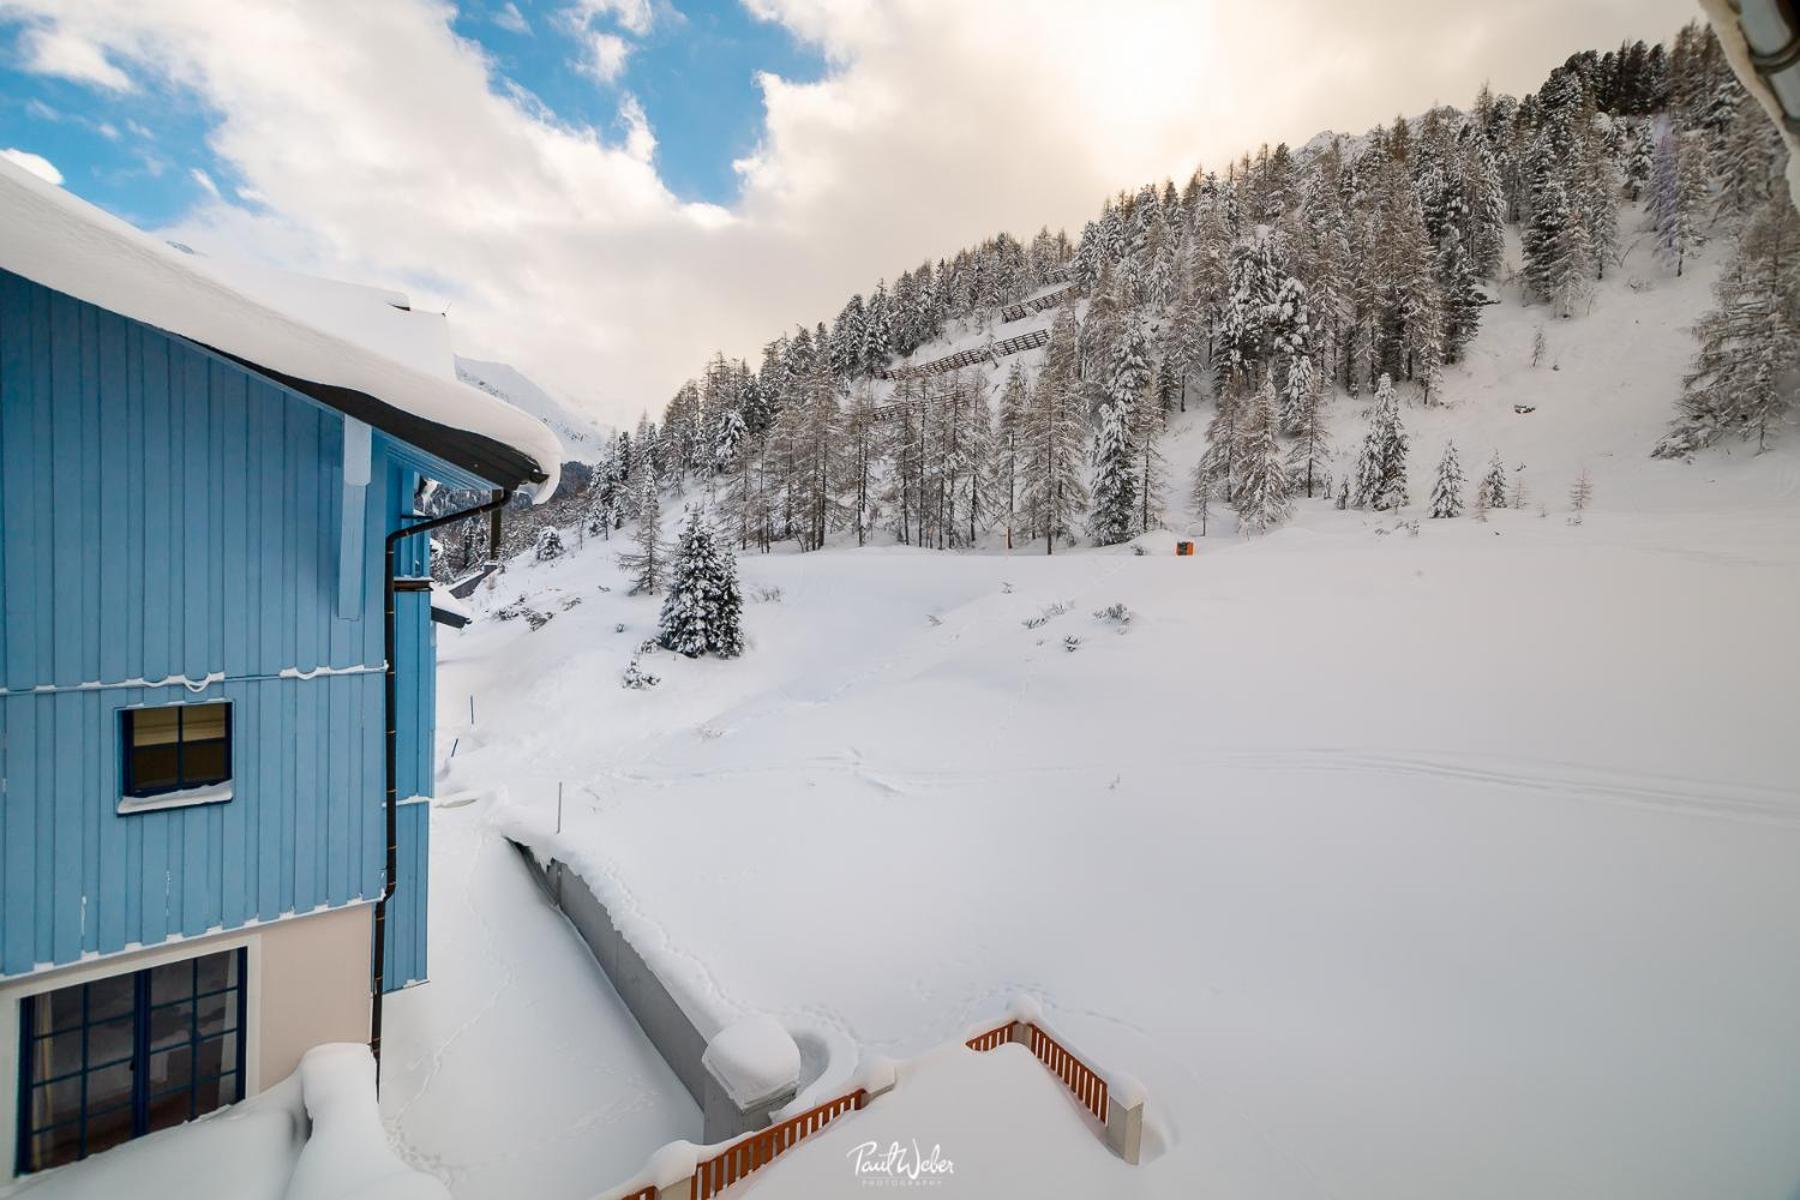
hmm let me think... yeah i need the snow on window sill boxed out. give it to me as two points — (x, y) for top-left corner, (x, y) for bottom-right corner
(117, 782), (234, 815)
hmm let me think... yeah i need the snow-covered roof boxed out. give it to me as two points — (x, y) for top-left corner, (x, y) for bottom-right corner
(0, 157), (560, 501)
(182, 250), (458, 382)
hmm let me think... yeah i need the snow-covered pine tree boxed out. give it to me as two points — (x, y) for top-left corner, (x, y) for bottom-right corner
(1352, 373), (1409, 510)
(1188, 457), (1214, 536)
(1576, 108), (1620, 279)
(790, 363), (845, 551)
(1568, 468), (1594, 523)
(618, 469), (666, 594)
(1654, 195), (1800, 455)
(1199, 377), (1244, 506)
(1161, 285), (1203, 412)
(1020, 306), (1090, 553)
(1428, 439), (1465, 518)
(1476, 450), (1510, 509)
(534, 526), (565, 561)
(1231, 373), (1291, 534)
(1712, 91), (1785, 228)
(842, 386), (880, 546)
(1086, 399), (1138, 547)
(1283, 367), (1331, 499)
(990, 364), (1028, 550)
(1651, 122), (1709, 276)
(658, 507), (744, 659)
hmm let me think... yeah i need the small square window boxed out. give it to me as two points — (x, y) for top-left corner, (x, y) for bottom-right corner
(119, 704), (232, 806)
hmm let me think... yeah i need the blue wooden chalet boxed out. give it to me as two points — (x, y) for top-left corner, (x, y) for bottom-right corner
(0, 158), (560, 1178)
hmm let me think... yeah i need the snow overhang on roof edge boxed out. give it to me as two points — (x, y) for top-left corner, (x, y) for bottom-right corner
(0, 157), (561, 503)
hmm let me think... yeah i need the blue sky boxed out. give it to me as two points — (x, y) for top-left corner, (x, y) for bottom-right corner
(0, 0), (825, 225)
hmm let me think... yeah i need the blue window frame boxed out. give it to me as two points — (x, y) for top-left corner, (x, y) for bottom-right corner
(119, 704), (232, 799)
(15, 948), (247, 1174)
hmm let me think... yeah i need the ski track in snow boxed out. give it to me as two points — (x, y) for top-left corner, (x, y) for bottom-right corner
(602, 746), (1800, 828)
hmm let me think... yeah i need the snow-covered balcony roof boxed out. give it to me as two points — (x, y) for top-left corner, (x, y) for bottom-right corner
(0, 157), (561, 501)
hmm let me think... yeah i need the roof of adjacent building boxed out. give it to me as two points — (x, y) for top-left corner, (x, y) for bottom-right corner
(0, 157), (561, 501)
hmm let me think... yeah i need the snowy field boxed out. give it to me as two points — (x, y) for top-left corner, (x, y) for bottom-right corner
(397, 247), (1800, 1199)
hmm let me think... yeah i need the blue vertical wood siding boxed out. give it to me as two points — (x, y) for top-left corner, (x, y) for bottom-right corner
(0, 269), (448, 985)
(382, 800), (431, 989)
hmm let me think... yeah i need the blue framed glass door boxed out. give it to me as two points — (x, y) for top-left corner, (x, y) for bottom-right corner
(15, 947), (247, 1174)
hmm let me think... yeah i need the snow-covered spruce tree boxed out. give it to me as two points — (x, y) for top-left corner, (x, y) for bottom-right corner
(1524, 178), (1593, 316)
(1110, 314), (1165, 534)
(584, 477), (617, 541)
(1215, 229), (1283, 391)
(1353, 373), (1409, 511)
(1278, 350), (1316, 436)
(1654, 195), (1800, 456)
(534, 526), (565, 561)
(1623, 119), (1655, 201)
(1476, 450), (1510, 509)
(658, 507), (744, 659)
(1087, 400), (1138, 547)
(1436, 238), (1485, 363)
(618, 469), (666, 595)
(1231, 374), (1291, 534)
(711, 407), (747, 475)
(1428, 439), (1465, 518)
(1463, 140), (1508, 278)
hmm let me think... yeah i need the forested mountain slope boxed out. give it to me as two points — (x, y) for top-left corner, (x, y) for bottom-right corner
(555, 21), (1795, 557)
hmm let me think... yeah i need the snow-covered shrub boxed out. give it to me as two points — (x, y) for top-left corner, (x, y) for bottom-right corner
(1094, 603), (1132, 625)
(749, 585), (783, 604)
(658, 508), (744, 659)
(534, 527), (565, 562)
(1063, 635), (1082, 652)
(494, 601), (552, 630)
(621, 657), (660, 690)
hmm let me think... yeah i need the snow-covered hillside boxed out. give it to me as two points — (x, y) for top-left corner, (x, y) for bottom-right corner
(384, 223), (1800, 1200)
(456, 356), (611, 464)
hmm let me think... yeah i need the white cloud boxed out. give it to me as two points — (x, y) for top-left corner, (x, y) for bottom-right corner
(565, 0), (655, 38)
(1, 147), (63, 185)
(190, 167), (220, 197)
(17, 23), (132, 89)
(0, 0), (1695, 428)
(493, 2), (530, 34)
(576, 30), (632, 84)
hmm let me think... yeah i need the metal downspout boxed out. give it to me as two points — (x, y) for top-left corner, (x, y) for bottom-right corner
(372, 487), (510, 1085)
